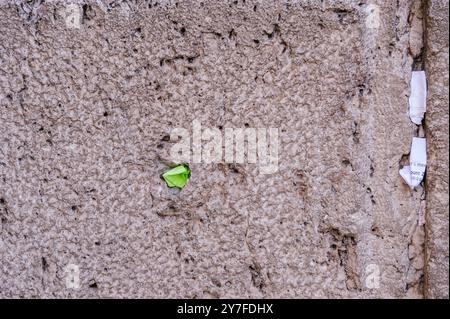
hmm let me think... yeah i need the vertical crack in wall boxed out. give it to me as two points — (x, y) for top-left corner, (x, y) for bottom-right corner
(421, 0), (431, 299)
(405, 0), (429, 299)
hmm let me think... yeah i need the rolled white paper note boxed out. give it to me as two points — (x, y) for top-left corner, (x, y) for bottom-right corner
(409, 71), (427, 125)
(399, 137), (427, 188)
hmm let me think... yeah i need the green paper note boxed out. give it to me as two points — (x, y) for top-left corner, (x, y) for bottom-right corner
(162, 164), (191, 189)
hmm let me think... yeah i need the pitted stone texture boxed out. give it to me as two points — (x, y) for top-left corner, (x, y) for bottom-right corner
(425, 0), (449, 300)
(0, 0), (446, 298)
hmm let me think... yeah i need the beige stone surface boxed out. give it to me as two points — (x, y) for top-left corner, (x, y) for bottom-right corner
(0, 0), (447, 298)
(425, 0), (449, 300)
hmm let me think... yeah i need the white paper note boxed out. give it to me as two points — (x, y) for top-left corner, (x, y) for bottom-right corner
(409, 71), (427, 125)
(399, 137), (427, 188)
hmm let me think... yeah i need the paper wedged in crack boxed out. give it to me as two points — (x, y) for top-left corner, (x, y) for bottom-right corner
(399, 137), (427, 188)
(0, 0), (442, 299)
(409, 71), (427, 125)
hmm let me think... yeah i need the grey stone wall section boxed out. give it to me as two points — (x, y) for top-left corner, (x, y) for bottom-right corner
(425, 0), (449, 300)
(0, 0), (447, 298)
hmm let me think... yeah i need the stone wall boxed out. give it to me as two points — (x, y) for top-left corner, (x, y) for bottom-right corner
(0, 0), (448, 298)
(425, 0), (449, 300)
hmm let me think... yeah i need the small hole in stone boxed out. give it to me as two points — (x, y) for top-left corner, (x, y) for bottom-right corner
(342, 159), (351, 166)
(162, 135), (170, 142)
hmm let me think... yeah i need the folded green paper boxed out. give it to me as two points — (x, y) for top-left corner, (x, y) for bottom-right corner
(162, 164), (191, 189)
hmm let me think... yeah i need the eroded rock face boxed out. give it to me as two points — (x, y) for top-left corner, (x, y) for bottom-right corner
(0, 0), (447, 298)
(425, 0), (449, 300)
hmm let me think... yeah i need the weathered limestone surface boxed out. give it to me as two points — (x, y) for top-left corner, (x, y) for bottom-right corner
(0, 0), (447, 298)
(425, 0), (449, 300)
